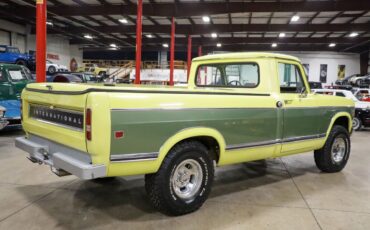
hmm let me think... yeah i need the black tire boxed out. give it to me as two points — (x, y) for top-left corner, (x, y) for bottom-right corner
(314, 125), (351, 173)
(48, 66), (56, 74)
(145, 141), (214, 216)
(352, 117), (362, 131)
(15, 59), (26, 66)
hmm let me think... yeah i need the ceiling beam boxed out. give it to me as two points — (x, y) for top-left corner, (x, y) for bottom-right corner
(9, 0), (370, 17)
(70, 37), (370, 46)
(41, 23), (370, 35)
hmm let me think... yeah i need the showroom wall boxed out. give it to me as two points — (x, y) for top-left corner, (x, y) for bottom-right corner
(284, 51), (361, 85)
(0, 19), (83, 70)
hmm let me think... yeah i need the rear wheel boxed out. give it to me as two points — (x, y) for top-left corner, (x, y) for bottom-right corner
(15, 59), (26, 66)
(352, 117), (362, 131)
(145, 141), (214, 216)
(314, 125), (350, 173)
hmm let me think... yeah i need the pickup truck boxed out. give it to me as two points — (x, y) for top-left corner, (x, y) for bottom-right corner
(16, 52), (354, 215)
(0, 45), (35, 70)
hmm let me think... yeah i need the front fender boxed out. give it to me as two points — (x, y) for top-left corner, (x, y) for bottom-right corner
(325, 112), (353, 141)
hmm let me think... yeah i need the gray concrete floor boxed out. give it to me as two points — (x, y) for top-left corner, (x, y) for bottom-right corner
(0, 130), (370, 230)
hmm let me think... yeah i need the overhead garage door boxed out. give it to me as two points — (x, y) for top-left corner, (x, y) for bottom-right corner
(16, 34), (26, 53)
(0, 30), (10, 46)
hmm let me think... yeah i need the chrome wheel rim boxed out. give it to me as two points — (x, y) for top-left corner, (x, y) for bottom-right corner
(353, 118), (360, 130)
(331, 137), (346, 163)
(171, 159), (203, 201)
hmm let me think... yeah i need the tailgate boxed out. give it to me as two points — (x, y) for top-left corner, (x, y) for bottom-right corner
(22, 83), (88, 152)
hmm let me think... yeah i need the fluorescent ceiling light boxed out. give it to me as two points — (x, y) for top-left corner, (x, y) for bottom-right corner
(163, 43), (169, 48)
(216, 43), (222, 47)
(202, 16), (210, 23)
(329, 43), (336, 47)
(349, 32), (359, 37)
(291, 15), (300, 22)
(110, 43), (117, 48)
(211, 33), (217, 38)
(146, 34), (153, 38)
(279, 33), (286, 38)
(46, 21), (53, 26)
(118, 18), (128, 24)
(84, 34), (93, 39)
(272, 43), (278, 48)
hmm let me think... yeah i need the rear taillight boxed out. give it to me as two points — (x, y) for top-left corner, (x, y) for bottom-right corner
(86, 108), (92, 141)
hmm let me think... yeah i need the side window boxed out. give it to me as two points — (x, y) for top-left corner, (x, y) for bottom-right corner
(0, 47), (6, 53)
(278, 63), (305, 93)
(336, 92), (346, 97)
(196, 63), (259, 88)
(0, 70), (5, 82)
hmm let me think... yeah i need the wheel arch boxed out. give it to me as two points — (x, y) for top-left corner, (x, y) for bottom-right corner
(157, 127), (226, 168)
(326, 112), (352, 139)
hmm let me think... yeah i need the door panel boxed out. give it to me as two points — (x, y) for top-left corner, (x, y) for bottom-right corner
(276, 62), (323, 155)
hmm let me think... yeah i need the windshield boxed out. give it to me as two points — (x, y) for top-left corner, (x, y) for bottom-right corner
(85, 74), (97, 81)
(7, 68), (31, 82)
(8, 47), (20, 54)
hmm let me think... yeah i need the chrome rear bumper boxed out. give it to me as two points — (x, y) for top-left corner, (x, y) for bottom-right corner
(15, 135), (106, 180)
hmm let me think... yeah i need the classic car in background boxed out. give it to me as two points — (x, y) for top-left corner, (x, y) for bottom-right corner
(46, 73), (83, 83)
(308, 81), (323, 89)
(0, 45), (35, 71)
(352, 88), (370, 102)
(0, 106), (8, 131)
(0, 63), (33, 130)
(46, 60), (69, 74)
(70, 72), (98, 83)
(76, 63), (107, 76)
(335, 74), (361, 86)
(313, 88), (370, 130)
(349, 73), (370, 86)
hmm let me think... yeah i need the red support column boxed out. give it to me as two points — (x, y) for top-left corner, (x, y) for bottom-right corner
(186, 35), (192, 81)
(134, 0), (142, 85)
(36, 0), (47, 83)
(198, 45), (202, 57)
(169, 17), (175, 86)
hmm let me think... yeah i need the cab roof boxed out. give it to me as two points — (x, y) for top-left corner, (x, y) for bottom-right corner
(192, 52), (301, 62)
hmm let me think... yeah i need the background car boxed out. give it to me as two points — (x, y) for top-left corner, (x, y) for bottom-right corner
(0, 45), (35, 71)
(47, 73), (83, 83)
(349, 73), (370, 86)
(335, 74), (361, 86)
(46, 60), (68, 74)
(352, 88), (370, 102)
(0, 63), (33, 130)
(308, 81), (322, 89)
(76, 63), (107, 76)
(0, 105), (8, 131)
(313, 88), (370, 130)
(70, 72), (98, 83)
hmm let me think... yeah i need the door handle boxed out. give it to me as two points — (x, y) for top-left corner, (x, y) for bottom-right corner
(276, 101), (283, 108)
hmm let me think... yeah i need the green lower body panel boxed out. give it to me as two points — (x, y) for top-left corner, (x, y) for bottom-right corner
(110, 108), (278, 156)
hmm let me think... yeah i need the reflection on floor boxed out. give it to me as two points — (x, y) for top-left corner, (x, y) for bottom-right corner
(0, 130), (370, 229)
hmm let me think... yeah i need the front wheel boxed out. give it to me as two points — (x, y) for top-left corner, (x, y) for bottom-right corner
(145, 141), (214, 216)
(314, 125), (350, 173)
(352, 117), (362, 131)
(48, 66), (56, 74)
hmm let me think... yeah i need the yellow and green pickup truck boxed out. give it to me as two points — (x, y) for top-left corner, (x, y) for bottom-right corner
(16, 52), (354, 215)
